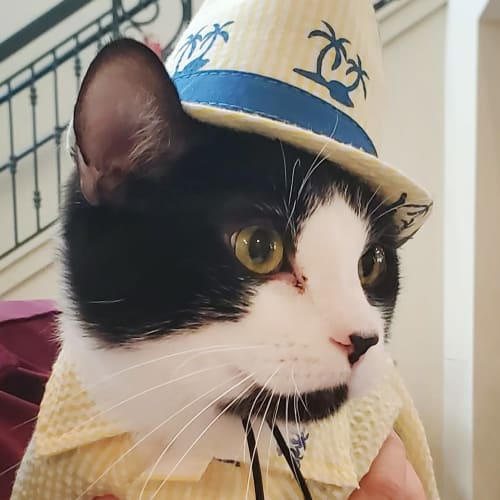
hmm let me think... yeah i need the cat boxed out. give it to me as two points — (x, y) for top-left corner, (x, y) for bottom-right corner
(60, 38), (400, 487)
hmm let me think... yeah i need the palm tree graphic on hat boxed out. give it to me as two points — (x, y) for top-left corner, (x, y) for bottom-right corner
(293, 21), (369, 108)
(174, 21), (234, 75)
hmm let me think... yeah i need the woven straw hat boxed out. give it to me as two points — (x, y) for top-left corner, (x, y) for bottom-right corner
(165, 0), (432, 244)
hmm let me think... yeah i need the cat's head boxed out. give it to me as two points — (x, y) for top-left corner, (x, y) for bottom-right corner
(62, 39), (400, 432)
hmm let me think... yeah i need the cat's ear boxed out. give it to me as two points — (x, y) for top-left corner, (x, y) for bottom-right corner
(73, 38), (191, 205)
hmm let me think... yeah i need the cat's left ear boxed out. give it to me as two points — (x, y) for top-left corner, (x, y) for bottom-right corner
(73, 38), (191, 205)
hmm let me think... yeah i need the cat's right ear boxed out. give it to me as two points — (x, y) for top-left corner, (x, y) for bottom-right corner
(73, 38), (192, 205)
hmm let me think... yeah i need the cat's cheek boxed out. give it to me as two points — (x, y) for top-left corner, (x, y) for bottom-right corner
(347, 343), (393, 400)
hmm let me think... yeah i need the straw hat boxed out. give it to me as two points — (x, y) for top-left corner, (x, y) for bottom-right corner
(165, 0), (432, 244)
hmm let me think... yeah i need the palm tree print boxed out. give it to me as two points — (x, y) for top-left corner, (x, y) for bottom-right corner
(174, 21), (234, 76)
(293, 20), (369, 108)
(309, 21), (350, 73)
(174, 27), (205, 74)
(346, 55), (369, 98)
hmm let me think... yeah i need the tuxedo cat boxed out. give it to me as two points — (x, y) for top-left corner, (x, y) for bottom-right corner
(61, 38), (400, 485)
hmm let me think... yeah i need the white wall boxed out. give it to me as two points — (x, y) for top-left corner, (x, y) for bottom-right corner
(3, 1), (61, 42)
(442, 1), (491, 498)
(474, 6), (500, 499)
(378, 2), (446, 492)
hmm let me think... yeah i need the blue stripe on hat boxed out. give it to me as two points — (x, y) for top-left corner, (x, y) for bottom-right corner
(172, 70), (377, 157)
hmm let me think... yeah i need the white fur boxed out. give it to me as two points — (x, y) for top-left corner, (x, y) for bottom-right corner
(60, 193), (391, 473)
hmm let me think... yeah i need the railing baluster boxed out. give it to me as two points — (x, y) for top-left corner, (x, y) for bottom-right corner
(52, 51), (62, 207)
(96, 19), (103, 50)
(29, 72), (41, 231)
(9, 156), (19, 246)
(112, 0), (121, 39)
(7, 82), (19, 246)
(74, 35), (82, 90)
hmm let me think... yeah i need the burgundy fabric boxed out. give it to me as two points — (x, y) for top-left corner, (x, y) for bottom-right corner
(0, 300), (60, 500)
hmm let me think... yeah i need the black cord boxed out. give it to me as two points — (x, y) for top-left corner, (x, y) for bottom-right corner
(242, 416), (265, 500)
(269, 422), (313, 500)
(241, 415), (313, 500)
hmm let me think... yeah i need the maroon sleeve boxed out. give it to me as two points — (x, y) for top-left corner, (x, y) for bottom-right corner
(0, 300), (60, 499)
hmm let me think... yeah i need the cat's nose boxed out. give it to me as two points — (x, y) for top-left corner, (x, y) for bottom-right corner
(348, 333), (379, 365)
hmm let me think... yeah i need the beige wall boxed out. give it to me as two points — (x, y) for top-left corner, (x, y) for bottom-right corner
(379, 5), (446, 491)
(3, 262), (57, 300)
(474, 18), (500, 500)
(0, 228), (58, 299)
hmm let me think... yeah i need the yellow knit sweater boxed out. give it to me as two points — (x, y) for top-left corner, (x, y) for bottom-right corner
(12, 351), (439, 500)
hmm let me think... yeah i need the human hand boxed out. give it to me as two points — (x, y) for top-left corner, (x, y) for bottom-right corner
(348, 431), (426, 499)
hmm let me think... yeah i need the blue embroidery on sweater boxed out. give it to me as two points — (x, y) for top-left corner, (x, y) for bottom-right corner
(277, 430), (310, 467)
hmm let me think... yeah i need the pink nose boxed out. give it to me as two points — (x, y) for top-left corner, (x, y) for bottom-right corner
(329, 333), (379, 364)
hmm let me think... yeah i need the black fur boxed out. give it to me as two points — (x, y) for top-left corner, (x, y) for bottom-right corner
(63, 127), (400, 345)
(226, 382), (349, 422)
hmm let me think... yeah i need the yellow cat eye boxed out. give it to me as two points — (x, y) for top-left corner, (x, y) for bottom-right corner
(233, 226), (284, 274)
(358, 245), (386, 287)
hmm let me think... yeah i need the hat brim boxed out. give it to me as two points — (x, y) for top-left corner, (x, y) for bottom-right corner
(182, 102), (433, 245)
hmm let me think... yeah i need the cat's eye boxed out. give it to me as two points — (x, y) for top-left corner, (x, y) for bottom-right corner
(233, 226), (284, 274)
(358, 245), (386, 287)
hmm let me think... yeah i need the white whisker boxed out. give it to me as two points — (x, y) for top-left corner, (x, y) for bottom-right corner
(362, 183), (382, 220)
(147, 375), (257, 499)
(285, 123), (336, 231)
(10, 415), (38, 431)
(244, 367), (280, 499)
(72, 362), (233, 432)
(242, 371), (278, 463)
(371, 201), (414, 226)
(171, 345), (264, 376)
(291, 369), (310, 418)
(0, 460), (23, 479)
(366, 192), (396, 222)
(286, 154), (329, 230)
(285, 390), (291, 450)
(65, 344), (266, 402)
(265, 396), (281, 490)
(288, 158), (300, 206)
(140, 373), (256, 500)
(292, 371), (300, 436)
(280, 140), (288, 198)
(86, 298), (125, 304)
(76, 373), (243, 500)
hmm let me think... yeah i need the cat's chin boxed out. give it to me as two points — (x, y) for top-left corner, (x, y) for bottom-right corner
(347, 343), (393, 400)
(220, 384), (349, 423)
(221, 345), (393, 423)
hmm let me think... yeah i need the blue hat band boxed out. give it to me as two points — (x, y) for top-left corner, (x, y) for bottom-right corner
(173, 70), (377, 157)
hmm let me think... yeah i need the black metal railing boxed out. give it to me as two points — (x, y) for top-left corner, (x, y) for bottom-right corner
(0, 0), (192, 259)
(0, 1), (95, 64)
(374, 0), (398, 11)
(0, 0), (392, 260)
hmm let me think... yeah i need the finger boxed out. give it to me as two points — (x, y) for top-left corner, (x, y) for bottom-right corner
(404, 460), (427, 500)
(362, 431), (407, 491)
(348, 485), (374, 500)
(349, 431), (407, 500)
(92, 496), (119, 500)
